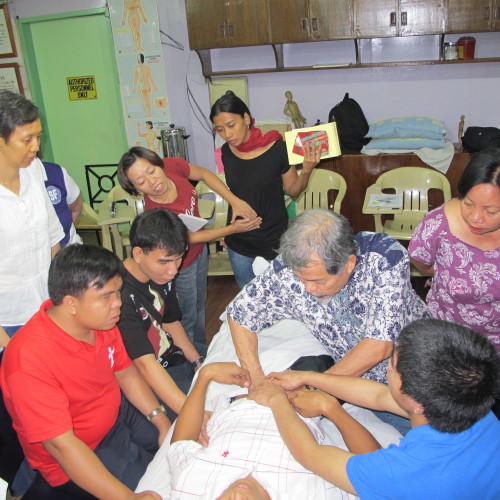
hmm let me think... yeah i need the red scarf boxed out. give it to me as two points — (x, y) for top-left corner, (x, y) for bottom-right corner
(236, 125), (282, 153)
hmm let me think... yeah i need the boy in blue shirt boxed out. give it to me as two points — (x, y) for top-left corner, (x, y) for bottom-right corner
(251, 318), (500, 500)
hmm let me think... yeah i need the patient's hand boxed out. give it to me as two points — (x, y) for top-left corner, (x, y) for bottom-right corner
(289, 388), (339, 418)
(201, 362), (251, 388)
(248, 378), (288, 408)
(198, 410), (213, 448)
(266, 369), (310, 391)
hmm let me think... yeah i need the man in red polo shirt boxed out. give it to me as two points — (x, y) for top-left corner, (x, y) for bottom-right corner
(0, 244), (168, 499)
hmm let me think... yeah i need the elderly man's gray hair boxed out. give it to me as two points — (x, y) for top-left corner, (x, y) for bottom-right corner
(279, 209), (357, 275)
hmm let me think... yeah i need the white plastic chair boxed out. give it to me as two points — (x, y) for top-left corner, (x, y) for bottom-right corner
(295, 169), (347, 216)
(196, 174), (233, 276)
(362, 167), (451, 240)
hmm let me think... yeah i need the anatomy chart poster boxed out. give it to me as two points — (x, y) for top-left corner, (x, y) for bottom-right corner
(109, 0), (170, 149)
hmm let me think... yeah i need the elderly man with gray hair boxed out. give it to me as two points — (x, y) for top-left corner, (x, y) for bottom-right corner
(227, 208), (427, 391)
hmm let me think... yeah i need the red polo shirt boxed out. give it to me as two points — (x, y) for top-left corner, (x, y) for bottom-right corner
(0, 300), (132, 486)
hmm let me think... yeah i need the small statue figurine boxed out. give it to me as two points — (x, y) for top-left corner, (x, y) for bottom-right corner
(457, 114), (465, 150)
(283, 90), (306, 129)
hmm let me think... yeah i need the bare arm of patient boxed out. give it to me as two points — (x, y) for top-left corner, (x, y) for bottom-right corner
(172, 363), (250, 443)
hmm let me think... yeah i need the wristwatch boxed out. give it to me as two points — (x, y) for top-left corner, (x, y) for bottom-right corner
(146, 404), (166, 421)
(191, 356), (205, 369)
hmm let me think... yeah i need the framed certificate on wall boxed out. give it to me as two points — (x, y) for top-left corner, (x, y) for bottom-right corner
(0, 4), (16, 58)
(0, 63), (23, 93)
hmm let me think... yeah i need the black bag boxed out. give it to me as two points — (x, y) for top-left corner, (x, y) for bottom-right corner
(462, 126), (500, 153)
(328, 93), (371, 152)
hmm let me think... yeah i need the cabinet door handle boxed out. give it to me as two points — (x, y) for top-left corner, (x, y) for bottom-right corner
(401, 11), (407, 25)
(311, 18), (319, 31)
(484, 6), (490, 20)
(228, 24), (234, 37)
(390, 11), (397, 26)
(301, 17), (309, 31)
(219, 24), (226, 38)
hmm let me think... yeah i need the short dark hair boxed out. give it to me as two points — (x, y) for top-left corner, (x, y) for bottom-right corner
(457, 148), (500, 199)
(209, 91), (252, 124)
(48, 245), (121, 306)
(279, 209), (357, 275)
(130, 208), (188, 256)
(395, 318), (499, 433)
(0, 90), (39, 141)
(117, 146), (164, 195)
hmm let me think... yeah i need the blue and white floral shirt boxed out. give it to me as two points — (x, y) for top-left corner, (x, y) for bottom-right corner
(227, 232), (428, 383)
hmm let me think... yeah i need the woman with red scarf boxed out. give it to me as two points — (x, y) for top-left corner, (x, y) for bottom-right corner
(210, 91), (320, 288)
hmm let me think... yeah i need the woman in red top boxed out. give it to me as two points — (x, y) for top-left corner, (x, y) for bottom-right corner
(118, 147), (260, 349)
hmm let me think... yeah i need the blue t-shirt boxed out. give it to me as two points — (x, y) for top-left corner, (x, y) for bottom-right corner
(347, 411), (500, 499)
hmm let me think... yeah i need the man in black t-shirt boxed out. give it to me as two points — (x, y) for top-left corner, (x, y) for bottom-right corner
(117, 209), (206, 420)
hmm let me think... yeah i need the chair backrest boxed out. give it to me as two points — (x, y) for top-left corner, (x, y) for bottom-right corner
(75, 202), (99, 227)
(295, 169), (347, 216)
(74, 202), (101, 245)
(371, 166), (451, 236)
(195, 173), (229, 231)
(85, 164), (119, 209)
(106, 185), (145, 215)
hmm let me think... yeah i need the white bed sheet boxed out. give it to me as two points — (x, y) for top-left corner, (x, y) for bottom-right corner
(136, 316), (402, 499)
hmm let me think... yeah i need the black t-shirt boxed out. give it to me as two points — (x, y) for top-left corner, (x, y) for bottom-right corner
(117, 265), (185, 369)
(222, 140), (291, 260)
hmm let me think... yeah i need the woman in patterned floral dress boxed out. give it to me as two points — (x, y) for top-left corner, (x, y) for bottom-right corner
(409, 148), (500, 351)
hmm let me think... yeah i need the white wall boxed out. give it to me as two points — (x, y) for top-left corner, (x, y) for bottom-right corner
(11, 0), (500, 170)
(156, 0), (207, 165)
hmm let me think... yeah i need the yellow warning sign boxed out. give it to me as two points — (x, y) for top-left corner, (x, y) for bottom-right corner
(67, 76), (97, 101)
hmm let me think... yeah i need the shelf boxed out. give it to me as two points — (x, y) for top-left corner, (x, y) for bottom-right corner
(196, 32), (500, 76)
(197, 51), (500, 77)
(355, 57), (500, 68)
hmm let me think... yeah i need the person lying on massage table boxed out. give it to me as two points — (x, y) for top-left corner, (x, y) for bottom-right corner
(169, 362), (381, 500)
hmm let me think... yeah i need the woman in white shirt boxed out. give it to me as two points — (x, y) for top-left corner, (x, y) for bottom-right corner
(0, 90), (64, 347)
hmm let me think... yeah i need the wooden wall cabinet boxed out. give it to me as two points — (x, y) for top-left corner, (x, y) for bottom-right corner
(353, 0), (445, 38)
(269, 0), (353, 43)
(447, 0), (500, 32)
(184, 0), (500, 76)
(185, 0), (270, 50)
(495, 1), (500, 30)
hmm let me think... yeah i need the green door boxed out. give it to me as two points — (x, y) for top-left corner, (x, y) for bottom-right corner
(19, 9), (127, 201)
